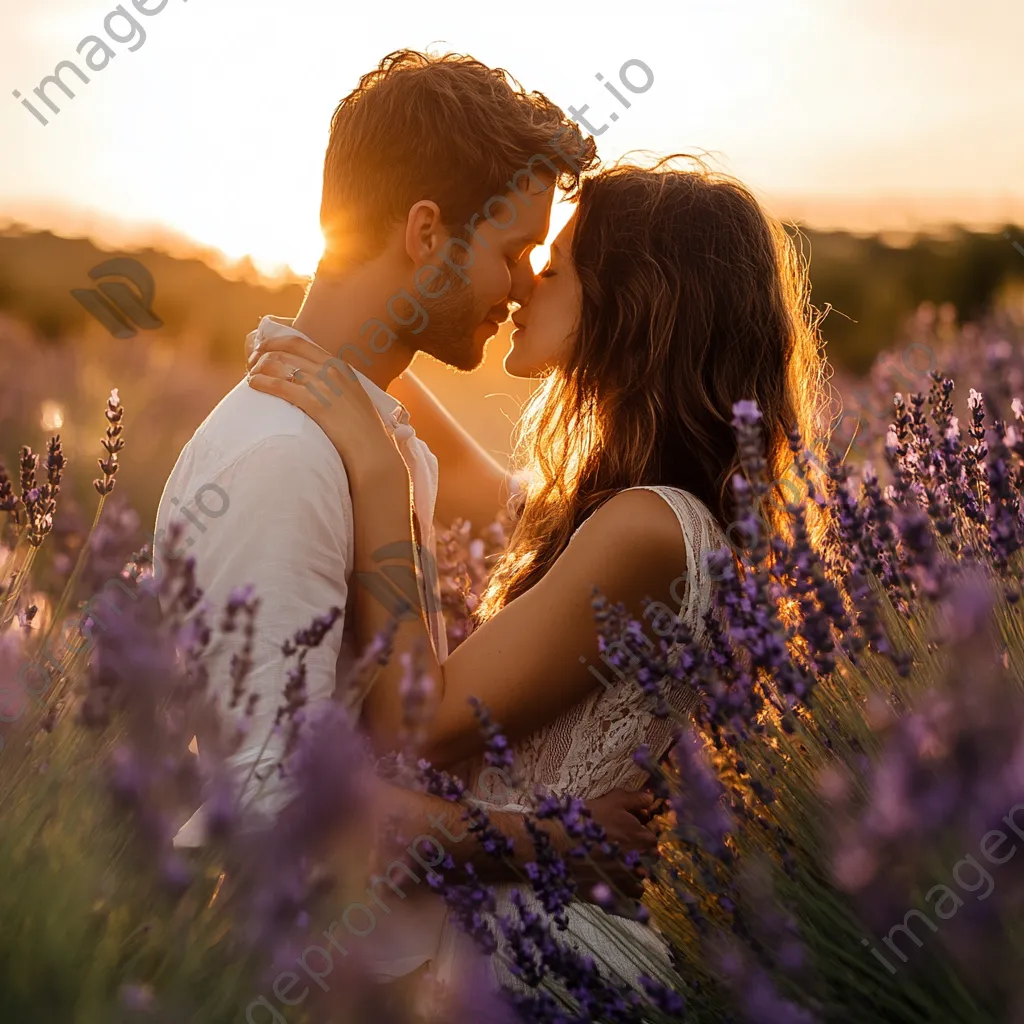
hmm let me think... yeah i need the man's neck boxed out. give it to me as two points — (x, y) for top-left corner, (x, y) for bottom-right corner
(292, 269), (414, 392)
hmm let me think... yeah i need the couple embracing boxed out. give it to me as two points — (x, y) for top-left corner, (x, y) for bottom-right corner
(156, 48), (823, 1007)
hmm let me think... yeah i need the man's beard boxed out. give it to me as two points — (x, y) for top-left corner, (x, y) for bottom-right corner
(407, 267), (486, 372)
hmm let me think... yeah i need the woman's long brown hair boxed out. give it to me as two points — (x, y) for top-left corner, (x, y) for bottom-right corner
(478, 155), (829, 619)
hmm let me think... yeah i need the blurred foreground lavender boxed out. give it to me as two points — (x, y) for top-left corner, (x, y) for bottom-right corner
(1, 304), (1024, 1022)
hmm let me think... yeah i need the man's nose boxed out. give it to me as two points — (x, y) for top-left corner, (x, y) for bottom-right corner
(508, 258), (537, 306)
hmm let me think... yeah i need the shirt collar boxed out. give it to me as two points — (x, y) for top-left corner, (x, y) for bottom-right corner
(252, 315), (408, 432)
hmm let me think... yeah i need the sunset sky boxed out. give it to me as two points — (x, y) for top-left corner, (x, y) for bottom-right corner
(1, 0), (1021, 276)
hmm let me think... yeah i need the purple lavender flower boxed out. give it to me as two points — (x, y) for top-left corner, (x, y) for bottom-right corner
(429, 862), (499, 954)
(94, 388), (125, 495)
(0, 459), (22, 522)
(469, 696), (515, 777)
(670, 728), (733, 858)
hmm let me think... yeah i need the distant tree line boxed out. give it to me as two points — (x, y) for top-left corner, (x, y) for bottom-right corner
(0, 224), (1022, 374)
(789, 225), (1024, 372)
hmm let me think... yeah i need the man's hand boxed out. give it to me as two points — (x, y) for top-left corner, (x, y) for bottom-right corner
(577, 789), (659, 901)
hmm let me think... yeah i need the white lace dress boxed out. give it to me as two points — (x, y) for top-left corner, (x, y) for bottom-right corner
(431, 486), (726, 998)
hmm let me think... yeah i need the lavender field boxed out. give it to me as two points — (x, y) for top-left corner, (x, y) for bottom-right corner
(3, 297), (1024, 1023)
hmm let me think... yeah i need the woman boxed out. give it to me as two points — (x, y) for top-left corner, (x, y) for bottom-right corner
(246, 156), (826, 994)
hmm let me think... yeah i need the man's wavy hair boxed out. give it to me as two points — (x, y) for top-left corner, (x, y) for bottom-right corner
(479, 155), (830, 619)
(319, 49), (598, 267)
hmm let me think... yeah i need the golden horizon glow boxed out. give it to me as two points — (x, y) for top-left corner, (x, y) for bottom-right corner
(1, 1), (1020, 277)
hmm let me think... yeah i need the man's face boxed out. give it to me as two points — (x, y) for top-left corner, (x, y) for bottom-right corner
(409, 178), (554, 371)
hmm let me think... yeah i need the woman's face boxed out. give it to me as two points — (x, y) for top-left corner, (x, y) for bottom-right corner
(504, 214), (582, 378)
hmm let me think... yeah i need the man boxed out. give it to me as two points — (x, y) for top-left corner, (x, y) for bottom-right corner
(155, 49), (653, 981)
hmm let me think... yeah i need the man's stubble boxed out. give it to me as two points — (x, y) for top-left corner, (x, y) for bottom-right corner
(405, 263), (489, 372)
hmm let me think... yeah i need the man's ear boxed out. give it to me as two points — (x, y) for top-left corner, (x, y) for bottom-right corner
(404, 201), (446, 263)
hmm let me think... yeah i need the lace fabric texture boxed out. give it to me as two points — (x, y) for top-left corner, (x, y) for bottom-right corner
(433, 486), (726, 994)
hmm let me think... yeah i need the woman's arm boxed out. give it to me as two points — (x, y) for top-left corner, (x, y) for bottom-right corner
(352, 465), (687, 767)
(388, 370), (513, 531)
(374, 779), (657, 896)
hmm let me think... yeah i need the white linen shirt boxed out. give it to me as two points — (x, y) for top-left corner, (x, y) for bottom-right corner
(155, 316), (446, 843)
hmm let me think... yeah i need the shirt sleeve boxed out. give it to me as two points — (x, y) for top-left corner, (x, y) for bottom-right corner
(166, 433), (354, 840)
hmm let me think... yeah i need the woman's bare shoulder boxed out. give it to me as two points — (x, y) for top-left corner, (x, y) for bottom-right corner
(560, 488), (688, 586)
